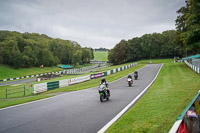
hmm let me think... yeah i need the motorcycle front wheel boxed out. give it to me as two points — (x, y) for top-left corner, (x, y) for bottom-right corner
(100, 94), (104, 102)
(128, 81), (131, 87)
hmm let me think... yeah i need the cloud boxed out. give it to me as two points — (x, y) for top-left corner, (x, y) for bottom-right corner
(0, 0), (186, 49)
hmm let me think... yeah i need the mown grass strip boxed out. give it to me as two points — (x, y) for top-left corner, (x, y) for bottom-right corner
(0, 65), (63, 80)
(106, 62), (200, 133)
(94, 51), (108, 61)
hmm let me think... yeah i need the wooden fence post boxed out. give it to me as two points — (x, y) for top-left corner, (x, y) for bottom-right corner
(24, 85), (25, 96)
(6, 88), (7, 99)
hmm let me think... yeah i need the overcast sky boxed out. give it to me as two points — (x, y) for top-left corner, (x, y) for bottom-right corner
(0, 0), (185, 49)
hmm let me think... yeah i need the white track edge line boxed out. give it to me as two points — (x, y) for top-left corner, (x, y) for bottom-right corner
(0, 64), (145, 111)
(97, 64), (163, 133)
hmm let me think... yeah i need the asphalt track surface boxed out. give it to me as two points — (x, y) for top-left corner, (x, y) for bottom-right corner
(0, 78), (36, 87)
(0, 64), (162, 133)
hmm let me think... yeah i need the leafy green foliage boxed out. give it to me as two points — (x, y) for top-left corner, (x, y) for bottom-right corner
(108, 30), (179, 65)
(0, 31), (93, 68)
(175, 0), (200, 56)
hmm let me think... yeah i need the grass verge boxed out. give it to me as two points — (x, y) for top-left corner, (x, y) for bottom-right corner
(106, 62), (200, 133)
(0, 65), (63, 80)
(0, 63), (96, 80)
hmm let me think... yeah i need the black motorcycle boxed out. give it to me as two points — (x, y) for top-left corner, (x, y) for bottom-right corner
(98, 84), (110, 102)
(134, 71), (138, 80)
(134, 73), (138, 80)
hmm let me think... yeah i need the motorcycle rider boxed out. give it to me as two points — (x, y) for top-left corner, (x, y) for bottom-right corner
(127, 74), (133, 84)
(100, 77), (110, 96)
(134, 71), (138, 75)
(134, 71), (138, 80)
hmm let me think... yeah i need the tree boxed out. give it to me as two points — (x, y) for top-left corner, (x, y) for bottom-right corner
(175, 0), (200, 56)
(72, 50), (82, 66)
(108, 40), (127, 65)
(22, 46), (38, 67)
(82, 48), (92, 63)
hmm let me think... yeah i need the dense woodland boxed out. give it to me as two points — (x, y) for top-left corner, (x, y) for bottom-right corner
(108, 0), (200, 65)
(0, 31), (94, 68)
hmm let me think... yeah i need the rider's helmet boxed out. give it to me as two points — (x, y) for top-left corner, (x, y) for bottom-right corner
(134, 71), (138, 74)
(101, 77), (106, 82)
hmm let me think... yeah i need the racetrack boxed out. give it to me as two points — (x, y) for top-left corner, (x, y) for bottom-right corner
(0, 64), (162, 133)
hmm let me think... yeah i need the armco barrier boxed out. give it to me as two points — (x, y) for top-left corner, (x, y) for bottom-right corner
(34, 83), (47, 94)
(169, 90), (200, 133)
(98, 62), (137, 79)
(47, 81), (59, 90)
(185, 60), (200, 74)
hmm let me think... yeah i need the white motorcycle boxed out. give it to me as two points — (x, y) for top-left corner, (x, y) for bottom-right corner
(127, 78), (133, 87)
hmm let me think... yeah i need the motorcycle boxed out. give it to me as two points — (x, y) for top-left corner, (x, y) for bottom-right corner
(127, 78), (133, 87)
(98, 84), (110, 102)
(134, 73), (138, 80)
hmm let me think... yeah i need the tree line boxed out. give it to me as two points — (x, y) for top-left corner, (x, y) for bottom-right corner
(0, 31), (94, 68)
(108, 0), (200, 65)
(108, 30), (181, 65)
(175, 0), (200, 56)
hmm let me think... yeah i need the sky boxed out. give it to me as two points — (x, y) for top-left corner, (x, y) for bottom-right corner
(0, 0), (186, 49)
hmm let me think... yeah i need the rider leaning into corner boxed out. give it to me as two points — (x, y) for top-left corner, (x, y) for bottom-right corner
(100, 77), (110, 96)
(127, 74), (132, 79)
(127, 74), (133, 83)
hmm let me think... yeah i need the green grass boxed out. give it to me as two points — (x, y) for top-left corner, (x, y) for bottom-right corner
(0, 63), (96, 80)
(106, 62), (200, 133)
(138, 58), (174, 64)
(0, 65), (63, 79)
(74, 63), (94, 68)
(94, 51), (108, 61)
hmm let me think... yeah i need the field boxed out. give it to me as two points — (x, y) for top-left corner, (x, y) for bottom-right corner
(0, 65), (63, 80)
(0, 64), (95, 80)
(93, 51), (108, 61)
(106, 62), (200, 133)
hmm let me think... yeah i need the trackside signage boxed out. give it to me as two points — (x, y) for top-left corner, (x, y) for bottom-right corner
(90, 73), (104, 79)
(68, 75), (90, 85)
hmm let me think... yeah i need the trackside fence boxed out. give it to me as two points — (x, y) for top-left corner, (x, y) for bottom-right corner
(33, 62), (138, 94)
(185, 60), (200, 74)
(6, 85), (26, 99)
(169, 90), (200, 133)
